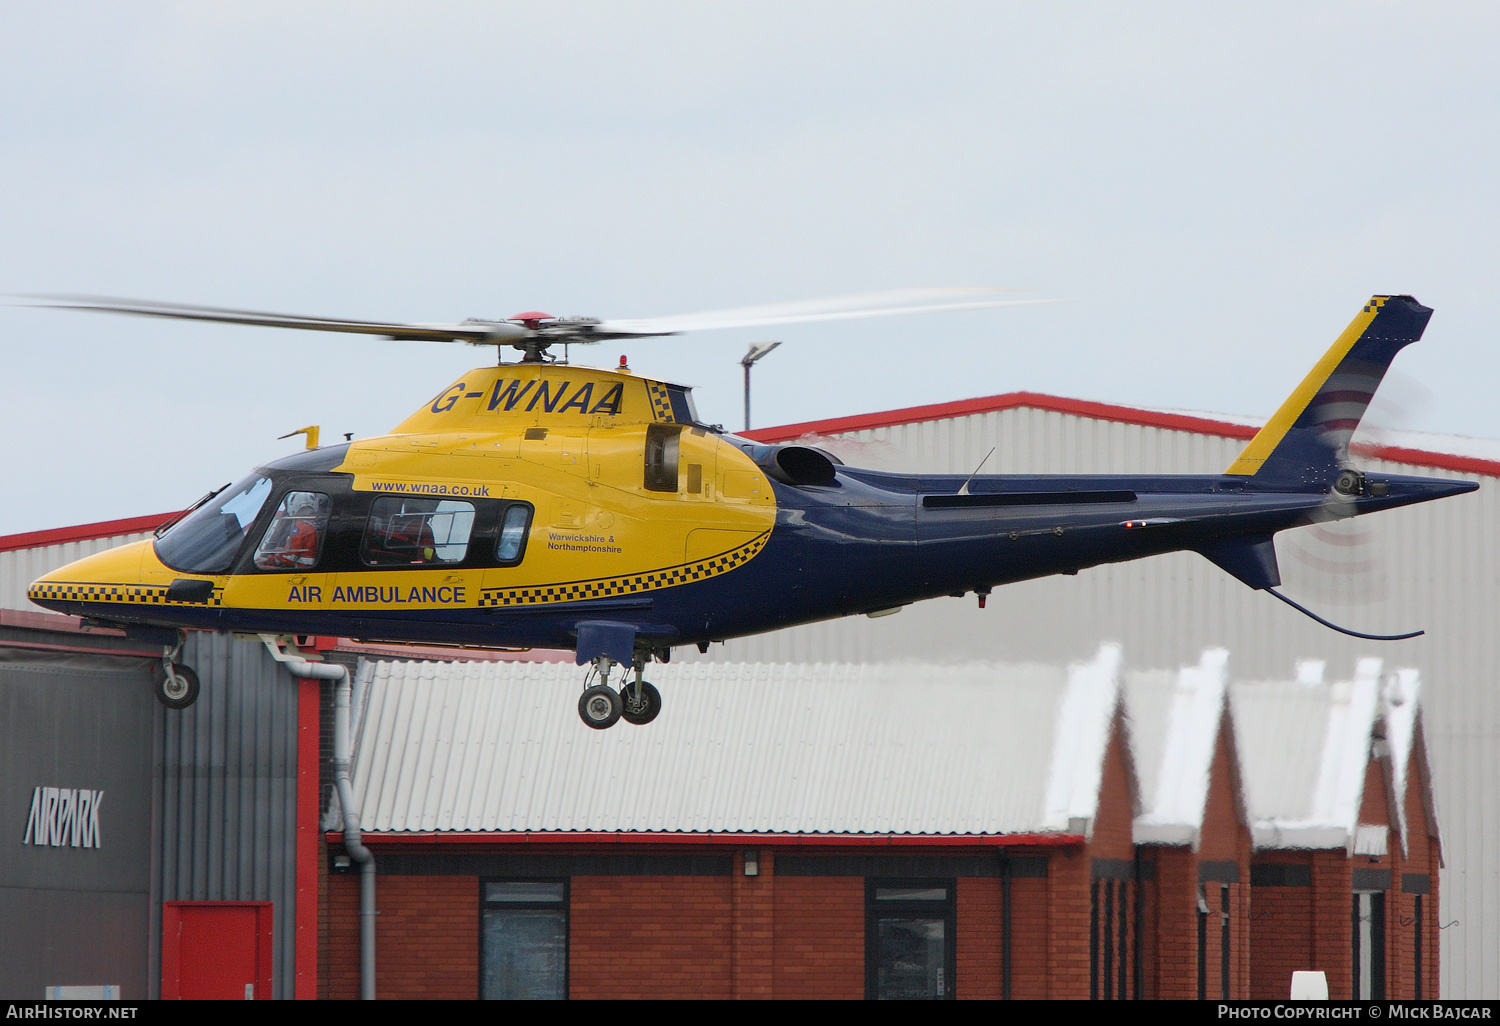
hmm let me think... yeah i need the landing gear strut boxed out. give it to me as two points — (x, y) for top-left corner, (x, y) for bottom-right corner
(576, 654), (662, 729)
(152, 632), (200, 709)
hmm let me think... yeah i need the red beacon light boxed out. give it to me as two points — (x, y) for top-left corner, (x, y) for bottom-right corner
(619, 354), (630, 371)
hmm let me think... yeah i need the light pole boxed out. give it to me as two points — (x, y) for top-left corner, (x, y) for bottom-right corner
(741, 341), (781, 431)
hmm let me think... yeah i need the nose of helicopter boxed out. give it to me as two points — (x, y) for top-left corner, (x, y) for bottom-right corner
(27, 540), (156, 614)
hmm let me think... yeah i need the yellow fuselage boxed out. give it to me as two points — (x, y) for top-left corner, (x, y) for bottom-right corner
(30, 364), (777, 639)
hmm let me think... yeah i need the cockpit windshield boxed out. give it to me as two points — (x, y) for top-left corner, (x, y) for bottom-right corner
(154, 474), (273, 574)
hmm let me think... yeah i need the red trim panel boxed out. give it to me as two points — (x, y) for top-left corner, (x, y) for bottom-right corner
(330, 830), (1084, 848)
(0, 512), (178, 553)
(743, 391), (1500, 478)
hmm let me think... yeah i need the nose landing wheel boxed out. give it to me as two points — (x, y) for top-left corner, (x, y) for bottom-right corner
(151, 633), (200, 709)
(152, 659), (200, 710)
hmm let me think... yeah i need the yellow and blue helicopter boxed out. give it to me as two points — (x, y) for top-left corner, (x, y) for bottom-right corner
(25, 291), (1476, 728)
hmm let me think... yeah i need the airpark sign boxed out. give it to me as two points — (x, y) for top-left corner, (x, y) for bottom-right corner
(22, 786), (103, 849)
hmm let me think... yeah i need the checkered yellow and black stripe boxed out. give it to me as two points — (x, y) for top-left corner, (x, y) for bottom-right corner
(478, 530), (769, 607)
(27, 582), (224, 607)
(645, 380), (674, 423)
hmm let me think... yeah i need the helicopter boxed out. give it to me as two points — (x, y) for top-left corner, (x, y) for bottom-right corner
(24, 290), (1476, 729)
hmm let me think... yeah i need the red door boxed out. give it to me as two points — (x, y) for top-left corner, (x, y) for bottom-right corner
(162, 902), (273, 1000)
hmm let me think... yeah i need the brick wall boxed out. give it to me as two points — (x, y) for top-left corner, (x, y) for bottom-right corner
(1045, 846), (1091, 998)
(323, 875), (478, 1000)
(570, 875), (734, 999)
(956, 877), (1001, 999)
(1150, 846), (1200, 999)
(1249, 854), (1314, 999)
(771, 875), (864, 999)
(1009, 875), (1049, 999)
(1091, 722), (1137, 860)
(733, 850), (774, 998)
(1311, 850), (1353, 997)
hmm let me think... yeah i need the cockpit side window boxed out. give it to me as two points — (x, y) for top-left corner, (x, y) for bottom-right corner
(155, 474), (273, 574)
(644, 424), (682, 492)
(254, 491), (332, 570)
(494, 504), (533, 565)
(361, 497), (476, 567)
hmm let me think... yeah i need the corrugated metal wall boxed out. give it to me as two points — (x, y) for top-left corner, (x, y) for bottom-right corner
(691, 407), (1500, 997)
(154, 632), (300, 1000)
(0, 532), (154, 610)
(4, 538), (303, 999)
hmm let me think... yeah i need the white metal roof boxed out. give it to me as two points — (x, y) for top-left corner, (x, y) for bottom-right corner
(1128, 648), (1231, 848)
(335, 644), (1127, 838)
(1230, 658), (1433, 854)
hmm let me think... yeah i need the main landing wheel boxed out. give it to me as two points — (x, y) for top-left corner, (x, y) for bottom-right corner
(578, 684), (622, 730)
(620, 681), (662, 726)
(153, 663), (200, 710)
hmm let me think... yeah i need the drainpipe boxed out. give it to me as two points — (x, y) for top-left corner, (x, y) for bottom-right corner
(263, 638), (376, 999)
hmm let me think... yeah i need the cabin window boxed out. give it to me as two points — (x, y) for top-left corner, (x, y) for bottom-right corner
(361, 497), (476, 566)
(253, 491), (332, 570)
(481, 879), (567, 1000)
(643, 424), (682, 492)
(494, 504), (533, 564)
(155, 474), (273, 574)
(866, 880), (955, 1000)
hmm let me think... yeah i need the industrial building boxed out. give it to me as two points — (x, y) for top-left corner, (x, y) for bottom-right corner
(319, 647), (1435, 1000)
(0, 388), (1490, 998)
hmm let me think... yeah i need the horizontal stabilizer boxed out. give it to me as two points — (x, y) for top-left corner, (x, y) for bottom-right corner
(1198, 534), (1281, 591)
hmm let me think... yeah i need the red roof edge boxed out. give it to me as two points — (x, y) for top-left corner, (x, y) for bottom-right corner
(0, 512), (179, 553)
(331, 830), (1084, 848)
(0, 608), (125, 636)
(742, 391), (1260, 445)
(743, 391), (1500, 478)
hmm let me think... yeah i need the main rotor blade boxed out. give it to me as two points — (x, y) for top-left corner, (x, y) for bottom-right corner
(593, 288), (1058, 336)
(17, 294), (526, 344)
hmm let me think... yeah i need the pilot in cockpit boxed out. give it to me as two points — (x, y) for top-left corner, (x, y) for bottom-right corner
(256, 495), (323, 569)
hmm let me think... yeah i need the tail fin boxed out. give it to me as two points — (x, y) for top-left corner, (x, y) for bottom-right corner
(1226, 295), (1432, 483)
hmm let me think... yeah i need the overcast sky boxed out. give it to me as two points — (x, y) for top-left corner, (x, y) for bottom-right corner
(2, 2), (1497, 533)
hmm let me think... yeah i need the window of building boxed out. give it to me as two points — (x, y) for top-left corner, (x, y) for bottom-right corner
(1091, 875), (1139, 1000)
(1353, 891), (1386, 1000)
(253, 491), (332, 570)
(480, 879), (567, 1000)
(494, 503), (533, 564)
(361, 497), (475, 566)
(644, 424), (681, 492)
(1414, 893), (1424, 999)
(866, 880), (955, 1000)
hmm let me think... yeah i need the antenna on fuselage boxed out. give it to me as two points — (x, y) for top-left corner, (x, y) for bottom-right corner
(956, 447), (996, 496)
